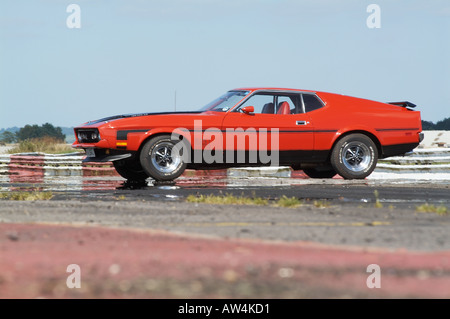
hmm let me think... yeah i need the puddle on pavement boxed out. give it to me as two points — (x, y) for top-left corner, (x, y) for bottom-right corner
(1, 170), (449, 205)
(0, 174), (230, 194)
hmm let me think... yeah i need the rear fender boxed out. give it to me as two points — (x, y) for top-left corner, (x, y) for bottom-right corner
(329, 126), (381, 149)
(329, 126), (382, 156)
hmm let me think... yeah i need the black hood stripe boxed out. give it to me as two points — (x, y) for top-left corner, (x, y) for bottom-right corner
(87, 111), (203, 125)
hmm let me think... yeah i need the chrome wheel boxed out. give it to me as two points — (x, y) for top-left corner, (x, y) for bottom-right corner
(140, 135), (188, 181)
(341, 142), (371, 172)
(150, 142), (182, 174)
(330, 133), (378, 180)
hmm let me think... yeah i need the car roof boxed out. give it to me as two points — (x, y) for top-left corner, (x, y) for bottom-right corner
(232, 87), (318, 94)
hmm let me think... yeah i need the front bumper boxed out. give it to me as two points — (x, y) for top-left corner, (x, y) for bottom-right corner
(83, 153), (132, 163)
(82, 148), (134, 163)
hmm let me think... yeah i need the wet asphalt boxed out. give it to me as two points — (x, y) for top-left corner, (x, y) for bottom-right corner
(49, 178), (450, 210)
(1, 176), (450, 252)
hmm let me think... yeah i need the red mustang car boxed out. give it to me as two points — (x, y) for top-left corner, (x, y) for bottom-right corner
(73, 88), (423, 181)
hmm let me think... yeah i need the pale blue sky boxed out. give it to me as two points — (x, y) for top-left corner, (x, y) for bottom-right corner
(1, 0), (449, 129)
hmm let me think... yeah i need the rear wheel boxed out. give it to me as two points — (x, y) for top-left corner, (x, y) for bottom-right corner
(330, 134), (378, 179)
(113, 159), (148, 181)
(303, 167), (337, 178)
(140, 135), (188, 181)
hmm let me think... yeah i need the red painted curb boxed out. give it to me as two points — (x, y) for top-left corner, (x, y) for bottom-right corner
(1, 223), (450, 298)
(9, 155), (45, 184)
(82, 162), (118, 177)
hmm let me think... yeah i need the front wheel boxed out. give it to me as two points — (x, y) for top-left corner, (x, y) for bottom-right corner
(140, 135), (188, 181)
(330, 134), (378, 179)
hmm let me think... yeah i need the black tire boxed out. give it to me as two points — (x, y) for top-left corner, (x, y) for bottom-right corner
(303, 167), (337, 178)
(139, 135), (188, 181)
(330, 133), (378, 179)
(113, 159), (149, 181)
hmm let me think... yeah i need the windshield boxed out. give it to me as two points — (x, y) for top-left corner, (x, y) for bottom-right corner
(198, 90), (250, 112)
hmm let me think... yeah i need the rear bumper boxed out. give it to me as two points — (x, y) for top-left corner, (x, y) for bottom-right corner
(419, 132), (424, 143)
(381, 142), (420, 159)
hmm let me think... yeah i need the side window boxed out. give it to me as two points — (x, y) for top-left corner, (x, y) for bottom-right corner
(303, 94), (324, 113)
(237, 93), (307, 115)
(238, 94), (275, 114)
(277, 95), (302, 114)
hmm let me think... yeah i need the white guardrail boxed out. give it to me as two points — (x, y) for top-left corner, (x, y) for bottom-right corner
(376, 148), (450, 173)
(0, 152), (117, 177)
(1, 148), (450, 178)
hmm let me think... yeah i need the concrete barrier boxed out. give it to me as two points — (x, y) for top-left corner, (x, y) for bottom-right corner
(418, 131), (450, 148)
(0, 152), (118, 178)
(377, 148), (450, 173)
(1, 148), (449, 180)
(227, 166), (292, 178)
(0, 154), (11, 176)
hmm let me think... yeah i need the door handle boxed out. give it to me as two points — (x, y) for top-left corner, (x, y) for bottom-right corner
(296, 121), (309, 125)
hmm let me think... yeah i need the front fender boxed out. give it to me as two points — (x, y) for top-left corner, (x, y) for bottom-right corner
(136, 127), (193, 150)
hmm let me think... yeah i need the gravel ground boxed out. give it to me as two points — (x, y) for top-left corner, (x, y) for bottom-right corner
(1, 191), (450, 299)
(1, 218), (450, 299)
(1, 199), (449, 252)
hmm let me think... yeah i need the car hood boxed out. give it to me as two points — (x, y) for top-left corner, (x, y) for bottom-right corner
(84, 111), (204, 125)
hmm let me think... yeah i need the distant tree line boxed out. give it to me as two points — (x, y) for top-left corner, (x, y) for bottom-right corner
(422, 118), (450, 130)
(0, 123), (66, 144)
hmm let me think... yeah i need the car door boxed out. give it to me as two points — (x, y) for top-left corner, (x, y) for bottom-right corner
(221, 92), (314, 165)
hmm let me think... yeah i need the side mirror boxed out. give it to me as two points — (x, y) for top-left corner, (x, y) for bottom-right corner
(240, 106), (254, 115)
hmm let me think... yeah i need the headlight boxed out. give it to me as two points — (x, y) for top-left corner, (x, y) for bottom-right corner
(91, 132), (99, 140)
(76, 129), (101, 143)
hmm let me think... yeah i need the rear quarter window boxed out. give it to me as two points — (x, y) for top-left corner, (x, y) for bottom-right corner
(303, 94), (324, 113)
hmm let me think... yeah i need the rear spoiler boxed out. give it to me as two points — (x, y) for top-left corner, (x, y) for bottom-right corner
(387, 101), (417, 108)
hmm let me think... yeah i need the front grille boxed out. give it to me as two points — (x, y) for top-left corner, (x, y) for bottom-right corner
(76, 129), (101, 143)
